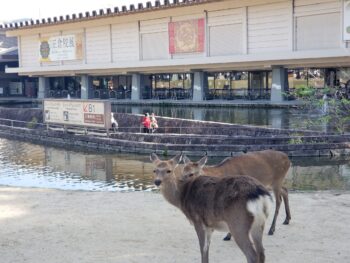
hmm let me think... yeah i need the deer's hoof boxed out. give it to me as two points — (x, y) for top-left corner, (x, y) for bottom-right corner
(283, 217), (291, 225)
(268, 229), (274, 236)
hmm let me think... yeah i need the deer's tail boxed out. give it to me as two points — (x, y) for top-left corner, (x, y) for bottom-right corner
(247, 194), (271, 224)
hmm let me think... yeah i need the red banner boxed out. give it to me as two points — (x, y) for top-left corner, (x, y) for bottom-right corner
(168, 18), (205, 54)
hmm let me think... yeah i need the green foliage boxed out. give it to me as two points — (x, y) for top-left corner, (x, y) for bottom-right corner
(290, 85), (350, 134)
(294, 85), (316, 99)
(27, 117), (38, 129)
(288, 137), (303, 145)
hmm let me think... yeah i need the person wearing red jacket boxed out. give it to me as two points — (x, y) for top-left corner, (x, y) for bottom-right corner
(142, 113), (151, 133)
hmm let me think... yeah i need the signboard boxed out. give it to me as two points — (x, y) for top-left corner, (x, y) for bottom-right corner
(168, 18), (205, 54)
(344, 0), (350, 40)
(39, 34), (83, 62)
(43, 99), (111, 129)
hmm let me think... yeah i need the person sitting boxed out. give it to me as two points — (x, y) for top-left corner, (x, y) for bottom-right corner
(150, 112), (158, 133)
(141, 113), (151, 133)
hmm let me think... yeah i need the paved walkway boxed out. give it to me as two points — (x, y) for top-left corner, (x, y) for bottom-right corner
(0, 187), (349, 263)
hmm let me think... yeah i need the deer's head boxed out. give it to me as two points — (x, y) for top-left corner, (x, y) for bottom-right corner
(182, 155), (207, 180)
(150, 153), (182, 187)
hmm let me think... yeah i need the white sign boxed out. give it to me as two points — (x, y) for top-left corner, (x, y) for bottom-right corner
(344, 0), (350, 40)
(43, 99), (111, 129)
(39, 34), (83, 62)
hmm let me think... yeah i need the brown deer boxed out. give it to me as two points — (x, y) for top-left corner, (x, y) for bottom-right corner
(182, 149), (291, 238)
(151, 153), (271, 263)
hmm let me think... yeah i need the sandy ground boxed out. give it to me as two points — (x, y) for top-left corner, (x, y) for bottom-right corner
(0, 187), (349, 263)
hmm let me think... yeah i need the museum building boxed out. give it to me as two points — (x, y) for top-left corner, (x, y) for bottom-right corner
(2, 0), (350, 102)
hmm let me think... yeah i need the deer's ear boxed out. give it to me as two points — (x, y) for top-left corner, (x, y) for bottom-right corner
(198, 156), (208, 168)
(171, 154), (182, 166)
(183, 155), (191, 164)
(150, 153), (160, 164)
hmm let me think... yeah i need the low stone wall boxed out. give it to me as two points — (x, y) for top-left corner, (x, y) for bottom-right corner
(0, 107), (348, 157)
(114, 113), (324, 136)
(0, 108), (43, 127)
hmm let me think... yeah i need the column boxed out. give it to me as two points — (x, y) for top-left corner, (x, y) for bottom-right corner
(38, 77), (49, 99)
(271, 67), (288, 102)
(193, 71), (205, 101)
(80, 75), (93, 99)
(131, 74), (141, 101)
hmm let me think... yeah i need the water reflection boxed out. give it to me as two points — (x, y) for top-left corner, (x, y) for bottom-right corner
(0, 138), (349, 191)
(1, 103), (346, 132)
(112, 104), (344, 132)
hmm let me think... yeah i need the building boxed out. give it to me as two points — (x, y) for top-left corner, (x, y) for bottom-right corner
(2, 0), (350, 102)
(0, 28), (37, 97)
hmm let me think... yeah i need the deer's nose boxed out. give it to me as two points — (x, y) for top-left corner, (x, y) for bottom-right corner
(154, 179), (162, 186)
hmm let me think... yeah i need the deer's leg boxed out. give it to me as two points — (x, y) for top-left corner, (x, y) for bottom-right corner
(194, 223), (213, 263)
(281, 186), (291, 225)
(223, 232), (231, 241)
(268, 189), (282, 235)
(228, 216), (258, 263)
(250, 219), (266, 263)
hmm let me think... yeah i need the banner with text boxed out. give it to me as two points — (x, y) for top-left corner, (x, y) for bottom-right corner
(43, 99), (111, 129)
(39, 34), (83, 62)
(169, 18), (205, 54)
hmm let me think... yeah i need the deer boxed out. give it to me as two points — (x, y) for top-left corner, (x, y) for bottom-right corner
(182, 149), (291, 239)
(150, 153), (271, 263)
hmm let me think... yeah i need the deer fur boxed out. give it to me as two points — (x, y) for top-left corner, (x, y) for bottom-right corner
(151, 153), (271, 263)
(182, 149), (291, 237)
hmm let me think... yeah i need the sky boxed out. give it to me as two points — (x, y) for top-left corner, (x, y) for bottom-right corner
(0, 0), (150, 22)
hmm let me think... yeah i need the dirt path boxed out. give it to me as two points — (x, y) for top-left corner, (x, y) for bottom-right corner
(0, 187), (349, 263)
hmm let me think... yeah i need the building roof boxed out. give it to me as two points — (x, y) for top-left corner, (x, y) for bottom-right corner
(1, 0), (219, 31)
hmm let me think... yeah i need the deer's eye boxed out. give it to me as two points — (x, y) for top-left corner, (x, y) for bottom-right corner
(188, 173), (194, 177)
(166, 170), (171, 173)
(153, 170), (156, 173)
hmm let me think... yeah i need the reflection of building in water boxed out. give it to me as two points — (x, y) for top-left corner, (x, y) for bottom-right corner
(44, 147), (154, 189)
(0, 139), (45, 166)
(45, 148), (112, 181)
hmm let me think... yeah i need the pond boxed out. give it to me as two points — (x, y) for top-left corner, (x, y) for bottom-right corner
(0, 138), (349, 192)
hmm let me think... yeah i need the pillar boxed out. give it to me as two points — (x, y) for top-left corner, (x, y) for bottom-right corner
(131, 74), (141, 101)
(271, 67), (288, 102)
(193, 71), (205, 101)
(38, 77), (49, 99)
(80, 75), (93, 99)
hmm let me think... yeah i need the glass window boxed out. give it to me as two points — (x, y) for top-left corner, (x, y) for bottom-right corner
(207, 74), (215, 90)
(170, 74), (183, 89)
(184, 74), (192, 90)
(9, 81), (23, 95)
(308, 69), (325, 89)
(337, 68), (350, 87)
(231, 72), (248, 98)
(150, 73), (192, 100)
(288, 69), (308, 89)
(288, 68), (325, 89)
